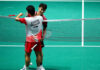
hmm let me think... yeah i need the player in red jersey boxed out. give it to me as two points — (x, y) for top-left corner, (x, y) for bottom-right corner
(36, 3), (47, 66)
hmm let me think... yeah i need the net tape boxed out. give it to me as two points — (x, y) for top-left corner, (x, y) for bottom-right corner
(0, 15), (100, 22)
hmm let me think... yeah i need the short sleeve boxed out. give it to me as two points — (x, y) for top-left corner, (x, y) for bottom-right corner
(42, 15), (47, 27)
(19, 18), (27, 25)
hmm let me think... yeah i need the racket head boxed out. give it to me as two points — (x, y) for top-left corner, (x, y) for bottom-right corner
(45, 30), (52, 39)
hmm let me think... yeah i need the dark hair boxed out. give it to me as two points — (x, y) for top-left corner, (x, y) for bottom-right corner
(39, 3), (47, 10)
(26, 5), (35, 16)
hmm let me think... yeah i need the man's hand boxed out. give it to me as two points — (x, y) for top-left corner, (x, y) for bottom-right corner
(40, 37), (44, 42)
(19, 13), (23, 16)
(40, 37), (44, 48)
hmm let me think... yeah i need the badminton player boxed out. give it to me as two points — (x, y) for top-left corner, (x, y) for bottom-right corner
(27, 3), (47, 66)
(27, 3), (47, 48)
(15, 5), (45, 70)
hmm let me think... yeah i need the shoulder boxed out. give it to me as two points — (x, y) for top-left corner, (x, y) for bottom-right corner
(36, 16), (43, 20)
(25, 17), (34, 21)
(42, 15), (47, 20)
(36, 16), (43, 18)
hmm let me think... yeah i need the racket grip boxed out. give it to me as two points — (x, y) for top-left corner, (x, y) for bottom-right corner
(8, 15), (16, 17)
(31, 44), (37, 50)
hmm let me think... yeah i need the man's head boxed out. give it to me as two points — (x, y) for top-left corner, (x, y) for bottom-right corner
(26, 5), (35, 16)
(38, 3), (47, 14)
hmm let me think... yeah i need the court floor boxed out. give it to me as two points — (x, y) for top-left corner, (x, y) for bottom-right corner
(0, 45), (100, 70)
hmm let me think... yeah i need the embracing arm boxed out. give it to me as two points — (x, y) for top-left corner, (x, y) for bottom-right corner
(15, 13), (27, 24)
(15, 13), (23, 21)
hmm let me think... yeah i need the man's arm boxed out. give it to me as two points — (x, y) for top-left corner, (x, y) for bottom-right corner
(42, 23), (47, 40)
(15, 13), (23, 21)
(41, 23), (47, 48)
(15, 13), (27, 24)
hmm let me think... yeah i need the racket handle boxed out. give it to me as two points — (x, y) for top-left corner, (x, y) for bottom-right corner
(31, 44), (37, 50)
(8, 15), (16, 17)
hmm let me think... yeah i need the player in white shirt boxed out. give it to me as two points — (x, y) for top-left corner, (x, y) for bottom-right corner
(15, 5), (45, 70)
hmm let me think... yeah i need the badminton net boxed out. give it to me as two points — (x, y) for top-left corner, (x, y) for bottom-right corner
(0, 16), (100, 43)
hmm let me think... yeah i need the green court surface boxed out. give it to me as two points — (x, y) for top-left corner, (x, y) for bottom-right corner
(0, 1), (100, 70)
(0, 46), (100, 70)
